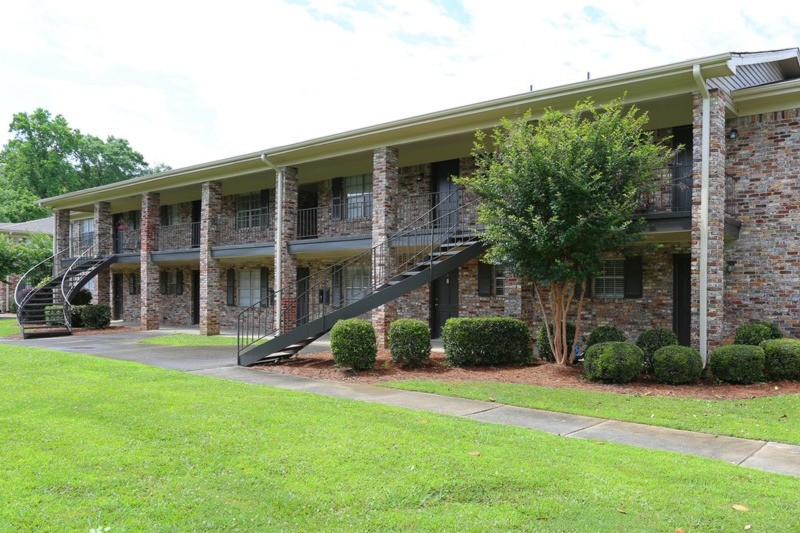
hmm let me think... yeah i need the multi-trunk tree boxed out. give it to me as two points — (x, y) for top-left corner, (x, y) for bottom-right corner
(459, 98), (673, 365)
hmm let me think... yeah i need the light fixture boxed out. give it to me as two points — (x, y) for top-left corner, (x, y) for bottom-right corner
(729, 128), (738, 140)
(726, 260), (737, 274)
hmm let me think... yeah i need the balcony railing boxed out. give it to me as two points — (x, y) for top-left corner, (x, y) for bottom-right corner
(159, 221), (200, 251)
(113, 229), (141, 253)
(217, 214), (274, 246)
(70, 232), (94, 257)
(637, 163), (694, 214)
(297, 197), (372, 239)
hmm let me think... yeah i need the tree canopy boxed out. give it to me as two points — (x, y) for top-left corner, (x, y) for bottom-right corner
(459, 98), (674, 364)
(0, 232), (53, 283)
(0, 108), (170, 222)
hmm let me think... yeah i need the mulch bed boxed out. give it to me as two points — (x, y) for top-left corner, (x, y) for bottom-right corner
(253, 349), (800, 400)
(4, 325), (141, 340)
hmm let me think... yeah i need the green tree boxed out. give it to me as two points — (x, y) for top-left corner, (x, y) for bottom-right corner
(0, 232), (52, 282)
(459, 98), (673, 365)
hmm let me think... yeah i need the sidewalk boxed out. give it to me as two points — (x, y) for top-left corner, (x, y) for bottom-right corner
(4, 330), (800, 477)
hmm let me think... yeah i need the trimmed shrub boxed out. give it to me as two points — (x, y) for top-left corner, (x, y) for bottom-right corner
(537, 321), (576, 362)
(734, 321), (782, 346)
(69, 289), (92, 306)
(710, 345), (764, 384)
(389, 319), (431, 368)
(70, 305), (84, 328)
(44, 305), (65, 326)
(443, 317), (531, 367)
(652, 345), (703, 385)
(78, 304), (111, 329)
(760, 338), (800, 381)
(330, 319), (377, 371)
(586, 324), (626, 348)
(636, 327), (678, 369)
(583, 342), (644, 384)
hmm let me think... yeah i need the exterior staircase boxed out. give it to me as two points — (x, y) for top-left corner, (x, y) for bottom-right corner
(15, 238), (116, 339)
(237, 192), (482, 366)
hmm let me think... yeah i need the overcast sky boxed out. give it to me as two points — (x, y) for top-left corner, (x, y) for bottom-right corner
(1, 0), (798, 169)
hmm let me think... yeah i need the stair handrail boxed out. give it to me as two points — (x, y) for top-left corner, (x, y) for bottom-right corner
(59, 232), (115, 327)
(14, 242), (74, 312)
(237, 190), (479, 354)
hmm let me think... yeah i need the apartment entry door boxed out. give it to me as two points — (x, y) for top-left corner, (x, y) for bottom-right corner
(673, 254), (691, 346)
(112, 273), (124, 320)
(432, 159), (460, 226)
(430, 269), (458, 338)
(191, 270), (200, 325)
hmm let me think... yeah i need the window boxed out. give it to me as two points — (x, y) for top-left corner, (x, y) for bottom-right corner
(341, 263), (370, 305)
(160, 205), (180, 226)
(128, 210), (141, 231)
(236, 190), (270, 230)
(159, 270), (183, 295)
(228, 268), (270, 307)
(478, 262), (505, 296)
(593, 257), (643, 299)
(128, 272), (140, 295)
(77, 219), (94, 252)
(332, 175), (372, 220)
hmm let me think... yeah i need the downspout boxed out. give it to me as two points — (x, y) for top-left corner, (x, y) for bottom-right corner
(260, 154), (281, 331)
(692, 65), (711, 366)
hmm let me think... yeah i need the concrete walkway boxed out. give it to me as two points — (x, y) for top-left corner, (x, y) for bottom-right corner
(3, 329), (799, 477)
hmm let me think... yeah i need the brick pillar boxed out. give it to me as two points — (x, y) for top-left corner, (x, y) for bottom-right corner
(372, 146), (399, 347)
(200, 181), (222, 335)
(275, 167), (298, 332)
(140, 192), (160, 330)
(54, 209), (71, 257)
(92, 201), (112, 306)
(690, 90), (727, 360)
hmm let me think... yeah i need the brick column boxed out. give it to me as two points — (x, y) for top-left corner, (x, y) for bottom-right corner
(54, 209), (71, 257)
(93, 201), (112, 306)
(372, 146), (399, 347)
(275, 167), (298, 332)
(140, 192), (160, 330)
(200, 181), (222, 335)
(691, 90), (727, 359)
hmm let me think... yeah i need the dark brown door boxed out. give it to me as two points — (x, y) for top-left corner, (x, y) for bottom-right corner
(432, 159), (460, 227)
(430, 269), (459, 338)
(298, 185), (318, 239)
(191, 270), (200, 325)
(112, 273), (124, 320)
(673, 254), (691, 346)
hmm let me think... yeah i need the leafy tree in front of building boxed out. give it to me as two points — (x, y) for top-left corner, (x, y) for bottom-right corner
(459, 98), (673, 365)
(0, 232), (52, 282)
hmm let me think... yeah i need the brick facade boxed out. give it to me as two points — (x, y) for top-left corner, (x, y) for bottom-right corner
(200, 181), (222, 335)
(276, 166), (298, 332)
(371, 146), (399, 347)
(140, 192), (160, 330)
(93, 201), (112, 307)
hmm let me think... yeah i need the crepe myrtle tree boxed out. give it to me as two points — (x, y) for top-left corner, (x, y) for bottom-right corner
(458, 98), (673, 365)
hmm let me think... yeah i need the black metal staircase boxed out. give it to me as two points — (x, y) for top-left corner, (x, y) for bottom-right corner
(237, 192), (482, 366)
(15, 236), (116, 339)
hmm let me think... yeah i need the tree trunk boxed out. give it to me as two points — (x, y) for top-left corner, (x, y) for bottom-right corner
(535, 278), (585, 366)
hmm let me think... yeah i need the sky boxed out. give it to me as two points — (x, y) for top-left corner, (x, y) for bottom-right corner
(1, 0), (798, 169)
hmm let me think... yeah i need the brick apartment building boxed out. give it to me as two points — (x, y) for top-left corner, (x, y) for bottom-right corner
(35, 48), (800, 365)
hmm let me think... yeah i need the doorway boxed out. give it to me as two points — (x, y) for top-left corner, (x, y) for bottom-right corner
(430, 269), (459, 338)
(191, 270), (200, 325)
(112, 273), (124, 320)
(432, 159), (460, 226)
(673, 254), (691, 346)
(298, 185), (318, 239)
(191, 200), (201, 248)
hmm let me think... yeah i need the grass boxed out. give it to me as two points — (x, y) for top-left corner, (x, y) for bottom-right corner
(382, 379), (800, 445)
(1, 345), (799, 531)
(0, 317), (19, 337)
(140, 332), (239, 347)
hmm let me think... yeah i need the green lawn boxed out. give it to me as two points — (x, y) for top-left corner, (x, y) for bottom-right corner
(139, 332), (239, 347)
(1, 346), (799, 531)
(382, 379), (800, 445)
(0, 318), (19, 337)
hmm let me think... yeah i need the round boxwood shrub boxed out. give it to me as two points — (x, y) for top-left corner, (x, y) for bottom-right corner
(389, 318), (431, 368)
(586, 324), (626, 348)
(710, 344), (765, 384)
(584, 342), (644, 384)
(760, 338), (800, 381)
(734, 321), (782, 346)
(330, 319), (377, 370)
(652, 345), (703, 385)
(77, 304), (111, 329)
(537, 321), (576, 362)
(635, 327), (678, 369)
(69, 288), (92, 306)
(443, 317), (531, 367)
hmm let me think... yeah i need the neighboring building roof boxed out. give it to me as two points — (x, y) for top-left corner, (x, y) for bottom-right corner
(39, 48), (800, 211)
(0, 216), (54, 237)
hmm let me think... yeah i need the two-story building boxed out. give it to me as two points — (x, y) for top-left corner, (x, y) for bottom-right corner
(35, 48), (800, 365)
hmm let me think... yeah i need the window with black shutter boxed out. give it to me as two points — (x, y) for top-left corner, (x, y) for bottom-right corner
(159, 272), (168, 295)
(128, 272), (140, 295)
(593, 257), (642, 298)
(331, 177), (344, 221)
(623, 256), (643, 299)
(226, 269), (236, 306)
(478, 262), (505, 296)
(259, 267), (270, 308)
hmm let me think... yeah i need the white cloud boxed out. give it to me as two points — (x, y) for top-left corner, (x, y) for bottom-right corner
(0, 0), (798, 168)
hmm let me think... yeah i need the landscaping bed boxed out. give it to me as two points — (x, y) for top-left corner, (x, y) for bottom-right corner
(3, 324), (140, 339)
(254, 349), (800, 400)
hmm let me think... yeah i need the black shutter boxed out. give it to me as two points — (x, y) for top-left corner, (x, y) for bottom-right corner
(624, 256), (643, 299)
(332, 177), (344, 221)
(176, 270), (184, 295)
(260, 267), (269, 307)
(260, 189), (269, 228)
(478, 262), (493, 296)
(160, 205), (169, 226)
(226, 269), (236, 306)
(332, 266), (343, 307)
(159, 272), (167, 295)
(129, 273), (135, 295)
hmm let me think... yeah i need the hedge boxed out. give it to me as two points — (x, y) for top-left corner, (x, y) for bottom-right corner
(734, 321), (782, 346)
(537, 321), (576, 362)
(583, 342), (644, 384)
(652, 345), (703, 385)
(586, 324), (626, 348)
(443, 317), (531, 367)
(69, 288), (92, 306)
(330, 319), (377, 371)
(710, 344), (764, 384)
(77, 305), (111, 329)
(635, 327), (678, 370)
(389, 319), (431, 368)
(760, 338), (800, 381)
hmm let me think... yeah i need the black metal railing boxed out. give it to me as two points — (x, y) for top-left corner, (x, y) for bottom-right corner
(158, 221), (201, 250)
(217, 213), (274, 246)
(113, 228), (141, 253)
(297, 197), (373, 239)
(69, 232), (95, 257)
(60, 233), (114, 328)
(237, 190), (479, 354)
(637, 163), (694, 213)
